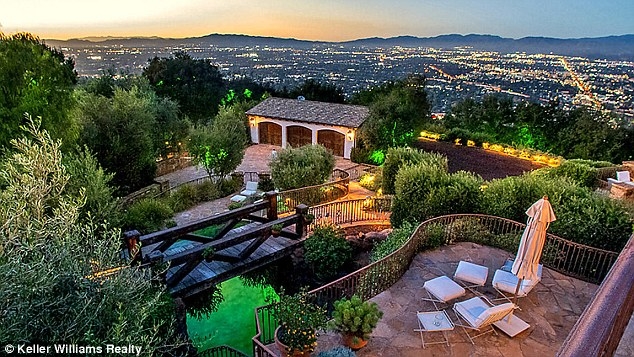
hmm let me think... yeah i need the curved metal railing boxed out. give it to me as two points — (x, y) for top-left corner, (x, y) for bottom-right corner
(276, 169), (351, 214)
(252, 213), (620, 356)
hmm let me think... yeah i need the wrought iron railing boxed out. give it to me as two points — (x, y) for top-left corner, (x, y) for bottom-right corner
(276, 169), (351, 214)
(307, 197), (392, 231)
(556, 233), (634, 357)
(252, 213), (620, 356)
(198, 345), (248, 357)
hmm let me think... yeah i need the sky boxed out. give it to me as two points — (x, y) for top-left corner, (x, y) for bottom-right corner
(1, 0), (633, 41)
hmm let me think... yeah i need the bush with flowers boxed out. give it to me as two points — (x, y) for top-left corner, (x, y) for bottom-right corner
(271, 289), (328, 356)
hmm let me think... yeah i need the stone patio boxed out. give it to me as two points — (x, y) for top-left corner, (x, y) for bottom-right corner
(314, 242), (600, 356)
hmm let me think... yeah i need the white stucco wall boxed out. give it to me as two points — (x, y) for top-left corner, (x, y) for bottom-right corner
(247, 115), (356, 159)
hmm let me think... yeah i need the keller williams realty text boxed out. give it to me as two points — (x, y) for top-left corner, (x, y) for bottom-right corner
(7, 344), (142, 355)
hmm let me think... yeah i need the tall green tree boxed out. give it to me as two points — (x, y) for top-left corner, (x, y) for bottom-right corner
(0, 32), (78, 150)
(188, 106), (248, 180)
(143, 51), (225, 124)
(0, 118), (183, 352)
(359, 75), (431, 150)
(76, 86), (157, 195)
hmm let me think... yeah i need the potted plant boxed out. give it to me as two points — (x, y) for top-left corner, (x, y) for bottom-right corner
(271, 289), (328, 357)
(271, 223), (283, 237)
(328, 295), (383, 350)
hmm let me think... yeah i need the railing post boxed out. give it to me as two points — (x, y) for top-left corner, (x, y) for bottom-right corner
(123, 230), (142, 264)
(265, 191), (278, 221)
(295, 204), (308, 238)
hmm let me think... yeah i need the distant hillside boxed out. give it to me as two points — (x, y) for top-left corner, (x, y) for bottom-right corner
(46, 33), (634, 60)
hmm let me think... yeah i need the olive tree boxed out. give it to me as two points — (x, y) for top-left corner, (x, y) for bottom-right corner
(0, 118), (184, 353)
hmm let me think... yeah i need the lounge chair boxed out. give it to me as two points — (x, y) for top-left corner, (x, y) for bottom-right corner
(423, 275), (466, 310)
(491, 264), (542, 303)
(608, 171), (634, 187)
(454, 261), (488, 293)
(453, 296), (516, 344)
(240, 181), (259, 196)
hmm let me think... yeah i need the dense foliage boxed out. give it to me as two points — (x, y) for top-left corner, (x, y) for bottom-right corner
(382, 147), (448, 194)
(304, 224), (352, 280)
(480, 174), (633, 251)
(370, 222), (416, 262)
(143, 51), (225, 124)
(443, 95), (634, 163)
(0, 33), (78, 150)
(270, 144), (336, 190)
(355, 75), (431, 151)
(0, 120), (182, 353)
(75, 86), (158, 194)
(316, 347), (357, 357)
(277, 79), (346, 103)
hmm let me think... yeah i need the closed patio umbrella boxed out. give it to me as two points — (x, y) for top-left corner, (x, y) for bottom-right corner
(511, 196), (556, 303)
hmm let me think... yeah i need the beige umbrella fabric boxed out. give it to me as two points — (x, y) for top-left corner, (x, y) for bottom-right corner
(511, 196), (556, 298)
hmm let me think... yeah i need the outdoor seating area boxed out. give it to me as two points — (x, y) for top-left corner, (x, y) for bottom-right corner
(313, 242), (599, 356)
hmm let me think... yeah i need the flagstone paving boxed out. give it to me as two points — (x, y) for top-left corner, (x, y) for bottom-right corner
(313, 242), (601, 356)
(159, 144), (376, 225)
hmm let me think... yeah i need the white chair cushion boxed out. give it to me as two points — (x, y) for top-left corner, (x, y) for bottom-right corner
(454, 297), (489, 327)
(492, 269), (540, 296)
(455, 297), (514, 328)
(424, 275), (465, 303)
(231, 195), (246, 203)
(616, 171), (631, 182)
(454, 261), (489, 286)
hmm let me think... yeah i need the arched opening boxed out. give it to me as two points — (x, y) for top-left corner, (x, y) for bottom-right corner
(286, 125), (312, 149)
(317, 129), (345, 157)
(258, 122), (282, 146)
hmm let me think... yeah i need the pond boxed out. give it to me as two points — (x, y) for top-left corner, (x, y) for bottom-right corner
(187, 276), (278, 356)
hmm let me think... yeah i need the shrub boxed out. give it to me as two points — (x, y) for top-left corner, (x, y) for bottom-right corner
(423, 223), (446, 249)
(350, 146), (372, 164)
(270, 145), (336, 190)
(390, 163), (482, 227)
(567, 158), (615, 168)
(218, 175), (243, 196)
(539, 160), (599, 188)
(371, 221), (416, 261)
(304, 223), (352, 280)
(227, 201), (243, 210)
(444, 127), (473, 145)
(168, 183), (199, 212)
(196, 180), (220, 202)
(481, 173), (633, 251)
(382, 147), (448, 194)
(358, 171), (383, 192)
(317, 347), (356, 357)
(123, 198), (174, 233)
(258, 174), (275, 192)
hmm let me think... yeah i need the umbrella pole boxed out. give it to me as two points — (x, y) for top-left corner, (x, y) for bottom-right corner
(513, 277), (523, 306)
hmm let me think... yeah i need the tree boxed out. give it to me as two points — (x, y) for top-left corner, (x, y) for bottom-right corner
(76, 86), (157, 195)
(286, 79), (346, 103)
(359, 75), (431, 150)
(143, 51), (225, 124)
(0, 32), (78, 150)
(0, 118), (184, 352)
(188, 106), (248, 180)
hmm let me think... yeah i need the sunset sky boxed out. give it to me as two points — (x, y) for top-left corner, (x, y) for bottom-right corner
(1, 0), (633, 41)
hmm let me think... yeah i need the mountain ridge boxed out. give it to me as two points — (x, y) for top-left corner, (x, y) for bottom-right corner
(45, 33), (634, 60)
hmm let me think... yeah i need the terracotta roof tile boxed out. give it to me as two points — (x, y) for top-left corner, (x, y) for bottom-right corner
(246, 97), (368, 128)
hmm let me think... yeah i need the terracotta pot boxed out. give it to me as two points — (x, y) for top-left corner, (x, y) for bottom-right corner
(274, 326), (311, 357)
(343, 334), (368, 350)
(271, 229), (281, 237)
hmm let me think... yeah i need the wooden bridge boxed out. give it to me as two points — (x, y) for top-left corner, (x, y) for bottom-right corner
(124, 192), (310, 297)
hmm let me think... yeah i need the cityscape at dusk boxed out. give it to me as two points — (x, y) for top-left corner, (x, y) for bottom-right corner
(2, 1), (634, 357)
(2, 0), (634, 41)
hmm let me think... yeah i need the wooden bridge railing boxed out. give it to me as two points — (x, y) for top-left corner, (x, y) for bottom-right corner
(252, 212), (621, 356)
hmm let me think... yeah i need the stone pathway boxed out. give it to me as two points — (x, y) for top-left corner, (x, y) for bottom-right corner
(160, 144), (378, 226)
(314, 242), (600, 356)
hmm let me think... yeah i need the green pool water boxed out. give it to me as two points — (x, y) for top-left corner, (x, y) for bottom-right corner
(187, 276), (277, 356)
